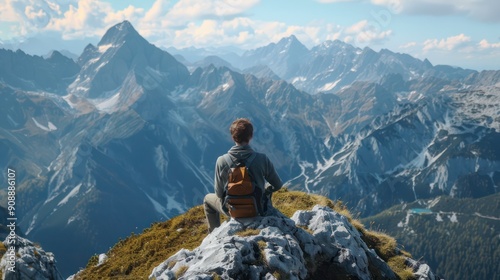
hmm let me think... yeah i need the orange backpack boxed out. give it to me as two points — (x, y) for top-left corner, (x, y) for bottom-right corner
(223, 154), (262, 218)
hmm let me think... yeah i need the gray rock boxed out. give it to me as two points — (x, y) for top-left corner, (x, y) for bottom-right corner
(150, 206), (435, 280)
(405, 258), (441, 280)
(0, 235), (64, 280)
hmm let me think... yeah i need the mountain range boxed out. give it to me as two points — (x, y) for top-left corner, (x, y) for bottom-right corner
(0, 20), (498, 277)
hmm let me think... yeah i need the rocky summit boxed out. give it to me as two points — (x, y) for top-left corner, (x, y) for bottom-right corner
(150, 206), (438, 280)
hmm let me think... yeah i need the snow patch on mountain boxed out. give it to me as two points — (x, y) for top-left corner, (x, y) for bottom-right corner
(429, 165), (448, 191)
(449, 213), (459, 223)
(436, 213), (444, 222)
(93, 91), (121, 113)
(67, 215), (78, 225)
(146, 194), (169, 218)
(165, 192), (186, 213)
(32, 117), (57, 131)
(398, 211), (412, 228)
(98, 44), (115, 53)
(154, 145), (169, 181)
(57, 183), (82, 206)
(319, 79), (341, 91)
(62, 94), (78, 109)
(25, 214), (38, 235)
(221, 82), (231, 91)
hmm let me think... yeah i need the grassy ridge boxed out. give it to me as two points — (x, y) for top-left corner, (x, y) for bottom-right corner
(70, 189), (413, 279)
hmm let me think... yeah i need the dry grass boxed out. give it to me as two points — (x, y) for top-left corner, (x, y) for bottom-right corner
(271, 188), (345, 217)
(235, 228), (261, 237)
(174, 265), (189, 279)
(257, 240), (268, 267)
(76, 189), (415, 279)
(0, 242), (7, 256)
(74, 205), (208, 279)
(387, 256), (416, 280)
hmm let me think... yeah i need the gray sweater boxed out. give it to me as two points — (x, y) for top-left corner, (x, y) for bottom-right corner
(214, 144), (283, 201)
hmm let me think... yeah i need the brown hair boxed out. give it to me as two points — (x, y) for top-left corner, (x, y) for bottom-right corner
(230, 118), (253, 144)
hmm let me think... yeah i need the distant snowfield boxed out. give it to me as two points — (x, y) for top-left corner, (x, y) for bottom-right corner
(94, 91), (121, 113)
(32, 117), (57, 131)
(319, 79), (341, 91)
(58, 183), (82, 206)
(98, 44), (114, 53)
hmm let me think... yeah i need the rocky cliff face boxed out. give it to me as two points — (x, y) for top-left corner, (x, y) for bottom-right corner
(150, 206), (438, 280)
(0, 235), (63, 280)
(0, 49), (79, 94)
(69, 20), (189, 99)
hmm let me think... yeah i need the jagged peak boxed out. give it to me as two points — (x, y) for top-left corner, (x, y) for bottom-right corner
(83, 43), (96, 52)
(97, 20), (143, 47)
(361, 46), (376, 54)
(312, 39), (360, 55)
(279, 34), (299, 43)
(276, 34), (308, 51)
(115, 20), (134, 31)
(423, 58), (433, 68)
(320, 39), (349, 48)
(379, 48), (395, 55)
(46, 50), (70, 62)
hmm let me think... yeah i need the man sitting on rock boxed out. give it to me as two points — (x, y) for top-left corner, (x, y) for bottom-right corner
(203, 118), (283, 233)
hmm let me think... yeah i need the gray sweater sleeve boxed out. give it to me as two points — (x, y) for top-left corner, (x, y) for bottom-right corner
(214, 156), (226, 198)
(263, 155), (283, 193)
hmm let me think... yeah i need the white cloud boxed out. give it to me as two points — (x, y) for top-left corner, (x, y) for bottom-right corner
(165, 18), (282, 49)
(143, 0), (169, 22)
(371, 0), (500, 22)
(0, 2), (17, 22)
(423, 34), (472, 52)
(399, 41), (417, 49)
(478, 39), (500, 49)
(163, 0), (260, 27)
(158, 18), (348, 50)
(0, 0), (388, 49)
(0, 0), (144, 39)
(397, 35), (500, 70)
(0, 0), (70, 35)
(316, 0), (356, 2)
(317, 0), (500, 23)
(45, 0), (144, 39)
(345, 20), (393, 45)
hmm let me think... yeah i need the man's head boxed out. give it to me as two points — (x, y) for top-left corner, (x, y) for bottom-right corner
(230, 118), (253, 145)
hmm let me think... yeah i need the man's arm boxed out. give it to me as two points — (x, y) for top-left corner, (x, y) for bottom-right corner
(264, 155), (283, 194)
(214, 156), (226, 198)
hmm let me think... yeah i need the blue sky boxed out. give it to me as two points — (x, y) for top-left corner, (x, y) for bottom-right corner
(0, 0), (499, 70)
